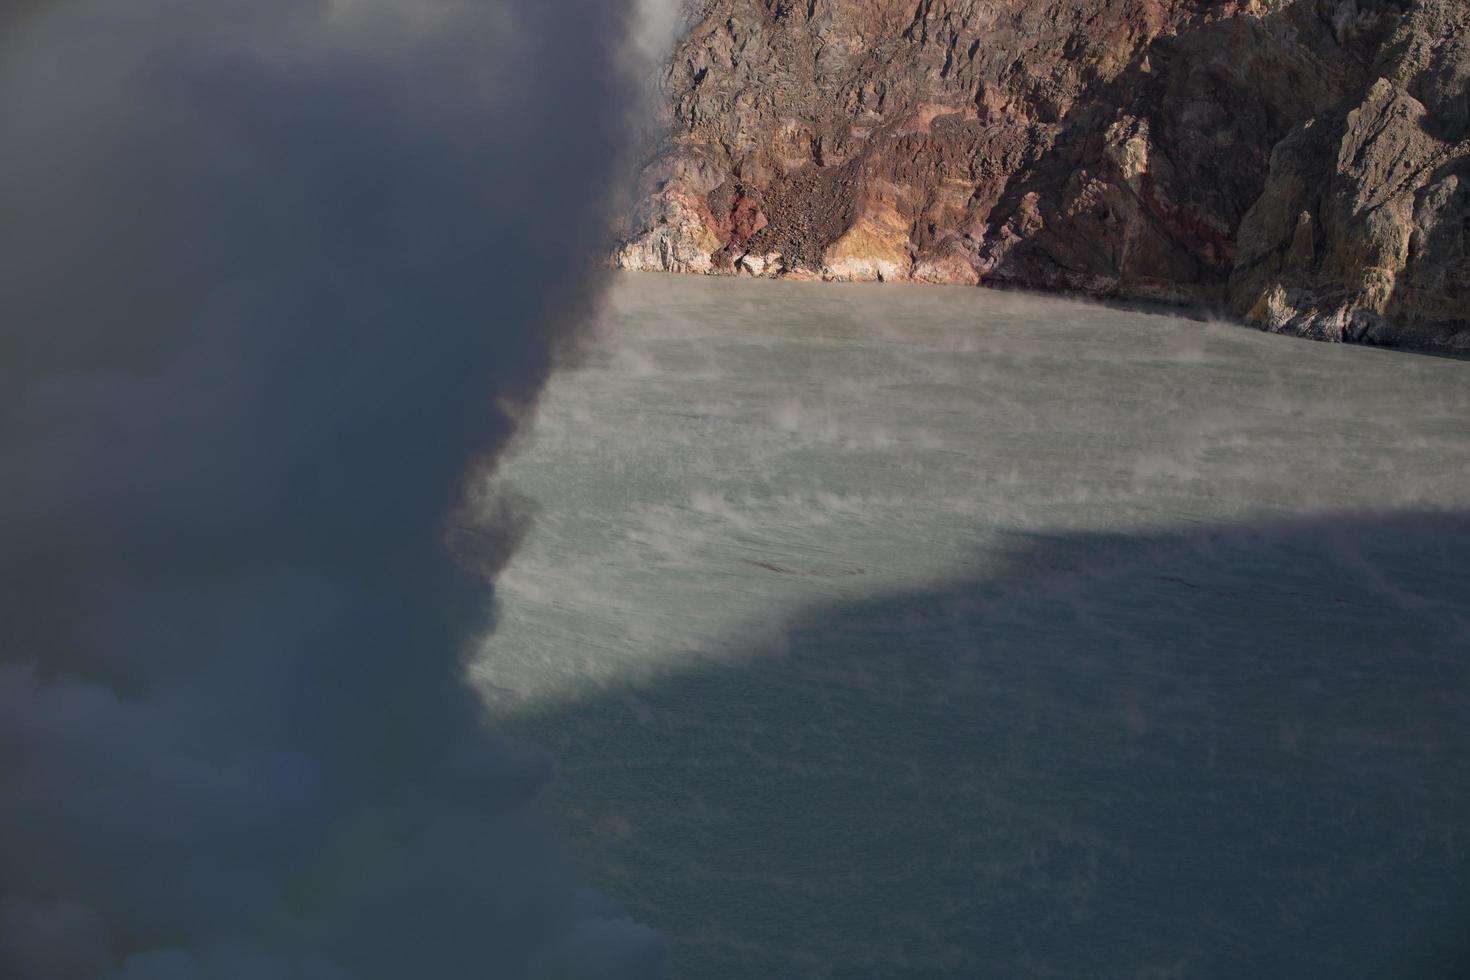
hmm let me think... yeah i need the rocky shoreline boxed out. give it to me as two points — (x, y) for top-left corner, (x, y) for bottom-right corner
(614, 0), (1469, 352)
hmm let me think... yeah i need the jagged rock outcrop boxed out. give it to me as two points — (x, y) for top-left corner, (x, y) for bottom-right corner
(615, 0), (1470, 351)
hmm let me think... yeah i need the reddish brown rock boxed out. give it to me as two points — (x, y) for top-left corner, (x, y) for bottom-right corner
(617, 0), (1470, 351)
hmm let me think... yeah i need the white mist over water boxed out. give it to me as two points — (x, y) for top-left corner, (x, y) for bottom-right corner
(479, 273), (1470, 979)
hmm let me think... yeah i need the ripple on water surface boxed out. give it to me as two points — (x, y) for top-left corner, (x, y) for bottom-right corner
(478, 274), (1470, 979)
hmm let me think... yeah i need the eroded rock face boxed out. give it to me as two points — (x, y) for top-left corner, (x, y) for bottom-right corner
(616, 0), (1469, 351)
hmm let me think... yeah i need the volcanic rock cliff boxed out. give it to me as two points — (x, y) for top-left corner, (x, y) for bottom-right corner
(615, 0), (1470, 350)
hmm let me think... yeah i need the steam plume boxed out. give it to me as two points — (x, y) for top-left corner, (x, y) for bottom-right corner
(0, 1), (664, 977)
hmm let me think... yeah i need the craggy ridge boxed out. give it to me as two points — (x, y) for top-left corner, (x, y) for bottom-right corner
(615, 0), (1470, 350)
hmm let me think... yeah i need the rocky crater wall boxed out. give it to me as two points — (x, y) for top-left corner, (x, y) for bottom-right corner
(615, 0), (1470, 351)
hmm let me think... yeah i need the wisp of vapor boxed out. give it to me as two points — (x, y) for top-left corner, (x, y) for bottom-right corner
(0, 1), (670, 977)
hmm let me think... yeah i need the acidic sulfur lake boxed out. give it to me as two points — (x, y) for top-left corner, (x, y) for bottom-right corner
(476, 273), (1470, 979)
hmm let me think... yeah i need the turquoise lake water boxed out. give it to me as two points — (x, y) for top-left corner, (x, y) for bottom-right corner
(477, 273), (1470, 979)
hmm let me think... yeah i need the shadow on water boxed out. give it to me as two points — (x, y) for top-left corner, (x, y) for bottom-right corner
(503, 512), (1470, 980)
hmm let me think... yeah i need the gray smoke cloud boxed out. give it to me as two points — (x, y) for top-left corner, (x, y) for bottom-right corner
(0, 1), (665, 977)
